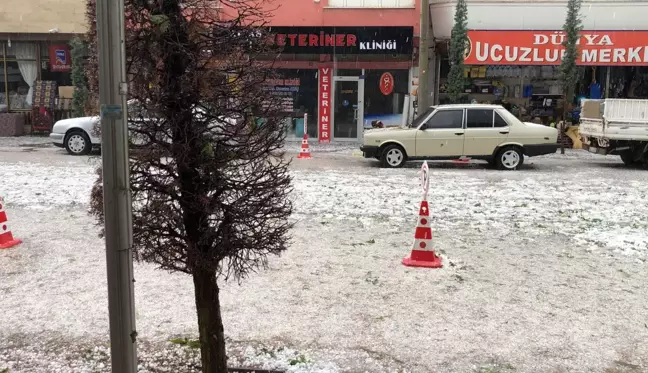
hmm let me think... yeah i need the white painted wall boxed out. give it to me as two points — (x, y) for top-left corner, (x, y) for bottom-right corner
(0, 0), (86, 34)
(431, 0), (648, 39)
(329, 0), (415, 7)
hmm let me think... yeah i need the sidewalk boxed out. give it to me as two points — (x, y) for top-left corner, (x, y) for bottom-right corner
(0, 136), (52, 148)
(284, 140), (359, 155)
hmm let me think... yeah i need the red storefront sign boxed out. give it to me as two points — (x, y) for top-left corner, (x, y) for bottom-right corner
(318, 67), (332, 143)
(464, 30), (648, 66)
(379, 72), (394, 96)
(49, 45), (71, 72)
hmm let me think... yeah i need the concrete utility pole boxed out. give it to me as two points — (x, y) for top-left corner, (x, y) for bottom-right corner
(417, 0), (431, 112)
(96, 0), (138, 372)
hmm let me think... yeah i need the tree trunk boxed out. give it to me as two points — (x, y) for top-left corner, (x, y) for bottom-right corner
(561, 95), (567, 155)
(193, 269), (228, 373)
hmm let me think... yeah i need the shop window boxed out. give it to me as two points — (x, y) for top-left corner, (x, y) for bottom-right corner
(328, 0), (414, 8)
(272, 69), (318, 139)
(466, 109), (494, 128)
(364, 69), (409, 128)
(425, 110), (463, 130)
(5, 61), (35, 110)
(41, 42), (75, 105)
(5, 42), (38, 110)
(0, 62), (7, 112)
(41, 67), (73, 87)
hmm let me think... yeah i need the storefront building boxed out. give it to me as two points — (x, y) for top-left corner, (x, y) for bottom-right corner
(262, 0), (421, 142)
(0, 0), (85, 132)
(429, 0), (648, 123)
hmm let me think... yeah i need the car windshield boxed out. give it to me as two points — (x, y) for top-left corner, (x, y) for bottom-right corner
(410, 107), (436, 128)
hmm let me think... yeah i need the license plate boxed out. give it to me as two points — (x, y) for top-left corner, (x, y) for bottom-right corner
(589, 146), (598, 153)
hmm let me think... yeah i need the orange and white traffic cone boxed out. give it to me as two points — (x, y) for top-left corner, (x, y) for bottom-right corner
(297, 133), (312, 159)
(402, 200), (442, 268)
(0, 197), (21, 249)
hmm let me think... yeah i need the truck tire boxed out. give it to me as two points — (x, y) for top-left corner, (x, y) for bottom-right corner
(620, 151), (639, 167)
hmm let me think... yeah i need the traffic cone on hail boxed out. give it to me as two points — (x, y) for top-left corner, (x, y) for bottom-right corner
(0, 196), (22, 249)
(297, 113), (312, 159)
(402, 162), (442, 268)
(297, 133), (312, 159)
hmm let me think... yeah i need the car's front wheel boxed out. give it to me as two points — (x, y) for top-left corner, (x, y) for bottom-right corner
(64, 130), (91, 156)
(380, 145), (406, 168)
(496, 146), (524, 170)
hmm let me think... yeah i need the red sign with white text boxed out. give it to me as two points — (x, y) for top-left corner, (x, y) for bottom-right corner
(379, 72), (394, 96)
(49, 45), (71, 72)
(318, 67), (332, 143)
(464, 30), (648, 66)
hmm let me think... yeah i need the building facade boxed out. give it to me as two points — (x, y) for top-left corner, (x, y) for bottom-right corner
(0, 0), (85, 132)
(429, 0), (648, 123)
(262, 0), (422, 142)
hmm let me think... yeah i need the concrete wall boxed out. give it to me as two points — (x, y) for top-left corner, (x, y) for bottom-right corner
(263, 0), (421, 32)
(0, 0), (418, 35)
(0, 0), (86, 34)
(431, 0), (648, 39)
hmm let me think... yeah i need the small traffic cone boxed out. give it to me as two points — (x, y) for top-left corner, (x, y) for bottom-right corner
(297, 134), (312, 159)
(402, 200), (442, 268)
(0, 197), (21, 249)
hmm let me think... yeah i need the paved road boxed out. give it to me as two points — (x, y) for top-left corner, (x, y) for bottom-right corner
(2, 137), (648, 373)
(0, 137), (631, 173)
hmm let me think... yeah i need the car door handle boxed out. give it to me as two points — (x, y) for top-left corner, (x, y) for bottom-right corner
(455, 132), (464, 136)
(499, 131), (510, 134)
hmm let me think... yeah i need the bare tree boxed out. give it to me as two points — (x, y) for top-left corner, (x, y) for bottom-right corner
(89, 1), (293, 372)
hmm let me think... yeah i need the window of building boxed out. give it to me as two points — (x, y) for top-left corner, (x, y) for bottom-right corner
(425, 110), (463, 129)
(5, 42), (38, 110)
(466, 109), (494, 128)
(6, 61), (34, 110)
(273, 69), (318, 139)
(364, 69), (409, 129)
(0, 41), (76, 112)
(0, 61), (7, 112)
(328, 0), (414, 7)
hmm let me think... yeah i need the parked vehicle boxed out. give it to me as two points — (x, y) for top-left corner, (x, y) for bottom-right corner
(580, 99), (648, 167)
(50, 116), (100, 155)
(50, 102), (241, 155)
(360, 104), (559, 170)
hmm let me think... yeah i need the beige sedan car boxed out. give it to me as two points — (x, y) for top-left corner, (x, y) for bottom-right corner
(360, 104), (559, 170)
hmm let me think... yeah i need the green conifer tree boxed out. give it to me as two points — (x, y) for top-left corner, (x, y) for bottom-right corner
(447, 0), (468, 103)
(559, 0), (583, 154)
(69, 38), (88, 117)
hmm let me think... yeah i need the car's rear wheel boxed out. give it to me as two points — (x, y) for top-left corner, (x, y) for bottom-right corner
(64, 130), (91, 156)
(496, 146), (524, 170)
(380, 145), (406, 168)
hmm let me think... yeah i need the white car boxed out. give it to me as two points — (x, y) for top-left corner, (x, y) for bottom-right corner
(50, 116), (101, 155)
(50, 104), (242, 155)
(360, 104), (559, 170)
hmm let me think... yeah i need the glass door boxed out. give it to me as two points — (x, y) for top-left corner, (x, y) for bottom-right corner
(333, 77), (363, 140)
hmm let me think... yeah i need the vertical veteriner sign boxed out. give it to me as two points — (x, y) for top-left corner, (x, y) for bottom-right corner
(318, 67), (331, 143)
